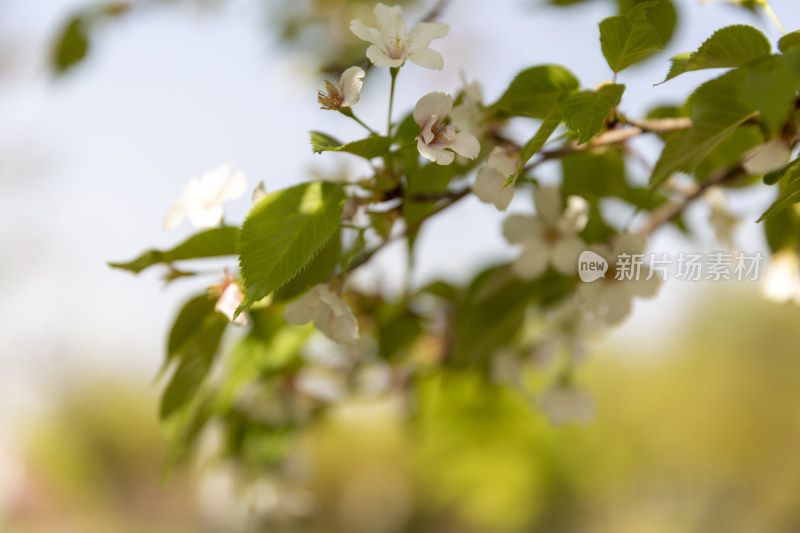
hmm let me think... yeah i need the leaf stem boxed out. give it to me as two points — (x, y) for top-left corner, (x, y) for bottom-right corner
(339, 108), (378, 135)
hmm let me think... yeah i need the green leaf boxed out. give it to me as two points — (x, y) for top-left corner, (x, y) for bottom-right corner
(160, 313), (228, 419)
(779, 31), (800, 52)
(310, 131), (391, 160)
(599, 1), (663, 73)
(377, 305), (425, 360)
(273, 232), (341, 302)
(741, 54), (800, 134)
(109, 226), (239, 274)
(491, 65), (580, 119)
(559, 83), (625, 144)
(52, 15), (89, 74)
(516, 106), (563, 175)
(758, 160), (800, 221)
(237, 181), (344, 314)
(650, 70), (756, 187)
(659, 25), (771, 83)
(166, 294), (216, 369)
(618, 0), (677, 46)
(694, 125), (763, 181)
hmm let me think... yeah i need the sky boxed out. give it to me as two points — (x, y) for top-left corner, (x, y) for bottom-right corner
(0, 0), (797, 440)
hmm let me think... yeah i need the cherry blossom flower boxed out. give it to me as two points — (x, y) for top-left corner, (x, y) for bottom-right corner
(283, 284), (360, 345)
(540, 383), (594, 426)
(450, 76), (486, 137)
(705, 187), (739, 249)
(503, 187), (589, 279)
(163, 163), (247, 230)
(414, 92), (480, 165)
(349, 3), (449, 69)
(210, 271), (249, 327)
(575, 233), (660, 325)
(317, 66), (366, 110)
(742, 138), (792, 175)
(473, 146), (519, 211)
(761, 249), (800, 304)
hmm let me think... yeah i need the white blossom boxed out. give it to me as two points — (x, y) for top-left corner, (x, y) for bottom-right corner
(705, 187), (739, 249)
(349, 3), (449, 69)
(473, 147), (519, 211)
(450, 76), (486, 137)
(317, 66), (365, 110)
(742, 138), (792, 175)
(414, 92), (480, 165)
(503, 187), (589, 279)
(540, 384), (594, 426)
(283, 284), (360, 345)
(163, 163), (247, 230)
(575, 233), (660, 325)
(294, 366), (347, 403)
(211, 272), (249, 327)
(761, 249), (800, 305)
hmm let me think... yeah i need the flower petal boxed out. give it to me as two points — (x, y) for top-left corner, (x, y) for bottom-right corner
(416, 138), (454, 165)
(552, 235), (585, 275)
(187, 204), (224, 229)
(373, 2), (407, 38)
(215, 283), (249, 327)
(366, 45), (402, 67)
(512, 244), (548, 280)
(502, 214), (541, 244)
(349, 18), (383, 46)
(163, 202), (187, 230)
(220, 171), (247, 202)
(413, 91), (452, 128)
(558, 195), (589, 233)
(407, 22), (449, 53)
(282, 286), (324, 324)
(612, 233), (646, 257)
(487, 147), (519, 177)
(408, 48), (444, 70)
(448, 130), (480, 160)
(473, 167), (513, 211)
(339, 66), (365, 107)
(742, 138), (792, 176)
(604, 286), (632, 324)
(533, 186), (562, 225)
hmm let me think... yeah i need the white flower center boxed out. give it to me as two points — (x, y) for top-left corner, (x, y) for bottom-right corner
(387, 33), (410, 59)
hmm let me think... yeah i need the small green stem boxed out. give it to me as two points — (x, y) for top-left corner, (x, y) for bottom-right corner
(763, 2), (785, 35)
(339, 108), (377, 135)
(387, 67), (399, 136)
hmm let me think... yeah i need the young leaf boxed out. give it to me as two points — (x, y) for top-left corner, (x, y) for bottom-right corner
(659, 25), (771, 83)
(310, 131), (391, 160)
(558, 83), (625, 144)
(166, 294), (216, 369)
(779, 31), (800, 52)
(491, 65), (580, 119)
(599, 1), (663, 73)
(52, 15), (89, 74)
(237, 181), (344, 314)
(109, 226), (239, 274)
(512, 106), (563, 184)
(758, 161), (800, 221)
(650, 70), (756, 187)
(741, 53), (800, 134)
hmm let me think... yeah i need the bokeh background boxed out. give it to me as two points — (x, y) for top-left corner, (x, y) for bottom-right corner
(2, 0), (800, 531)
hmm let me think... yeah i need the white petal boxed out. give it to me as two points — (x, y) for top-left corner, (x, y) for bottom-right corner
(552, 235), (585, 275)
(200, 163), (232, 195)
(373, 3), (407, 38)
(559, 195), (590, 233)
(366, 45), (403, 67)
(487, 147), (519, 177)
(416, 138), (454, 165)
(742, 139), (792, 175)
(295, 367), (345, 403)
(413, 92), (452, 129)
(407, 48), (444, 70)
(220, 171), (247, 202)
(407, 22), (449, 53)
(215, 284), (249, 327)
(448, 130), (480, 160)
(163, 202), (187, 230)
(349, 18), (383, 46)
(533, 186), (562, 225)
(612, 233), (646, 257)
(251, 180), (267, 204)
(604, 286), (632, 324)
(512, 243), (548, 280)
(473, 167), (513, 211)
(339, 66), (365, 107)
(282, 286), (324, 324)
(187, 204), (224, 229)
(502, 214), (542, 244)
(623, 273), (661, 299)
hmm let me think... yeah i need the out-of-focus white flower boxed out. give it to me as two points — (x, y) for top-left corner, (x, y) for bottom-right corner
(761, 249), (800, 304)
(356, 363), (393, 397)
(450, 76), (486, 137)
(318, 66), (366, 110)
(283, 284), (360, 345)
(252, 180), (268, 204)
(705, 187), (739, 249)
(294, 366), (347, 403)
(742, 138), (792, 175)
(163, 163), (247, 230)
(414, 92), (480, 165)
(350, 3), (449, 69)
(210, 271), (249, 327)
(533, 300), (601, 367)
(503, 187), (589, 279)
(540, 384), (594, 426)
(473, 147), (519, 211)
(575, 233), (660, 325)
